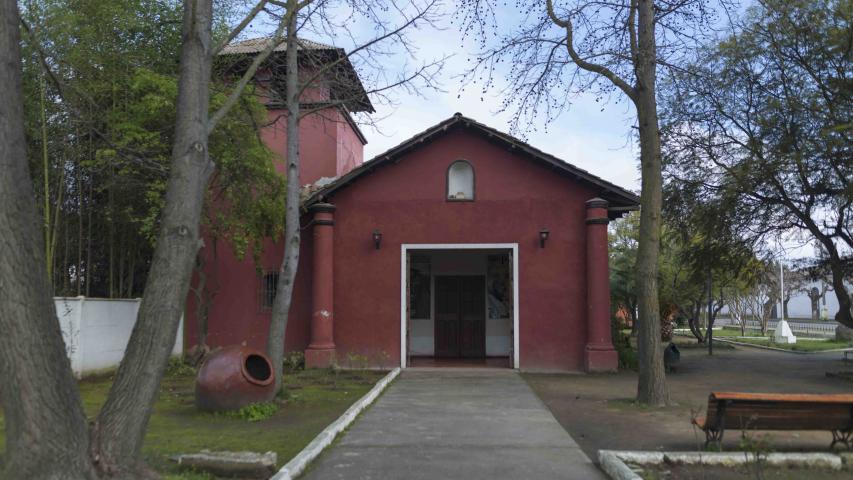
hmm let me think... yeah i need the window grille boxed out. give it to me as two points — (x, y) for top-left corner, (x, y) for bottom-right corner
(260, 272), (279, 311)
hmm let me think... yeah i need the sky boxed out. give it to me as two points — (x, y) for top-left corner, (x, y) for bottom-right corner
(243, 1), (824, 260)
(245, 1), (643, 192)
(355, 8), (643, 193)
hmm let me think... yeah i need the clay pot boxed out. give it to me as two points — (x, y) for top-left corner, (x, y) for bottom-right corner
(195, 345), (276, 411)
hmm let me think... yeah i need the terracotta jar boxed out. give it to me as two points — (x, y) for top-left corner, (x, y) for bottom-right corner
(195, 345), (276, 411)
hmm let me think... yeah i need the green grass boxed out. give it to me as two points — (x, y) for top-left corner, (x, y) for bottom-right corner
(724, 336), (853, 352)
(707, 328), (853, 352)
(0, 368), (385, 477)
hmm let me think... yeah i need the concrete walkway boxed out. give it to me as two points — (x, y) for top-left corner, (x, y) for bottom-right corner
(301, 369), (605, 479)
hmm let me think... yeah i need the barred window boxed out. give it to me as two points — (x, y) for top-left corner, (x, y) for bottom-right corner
(260, 272), (279, 311)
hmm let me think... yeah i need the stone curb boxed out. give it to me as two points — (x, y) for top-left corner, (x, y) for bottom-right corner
(269, 367), (401, 480)
(598, 450), (844, 479)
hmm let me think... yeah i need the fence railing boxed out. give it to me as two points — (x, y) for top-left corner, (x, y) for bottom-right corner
(715, 317), (837, 338)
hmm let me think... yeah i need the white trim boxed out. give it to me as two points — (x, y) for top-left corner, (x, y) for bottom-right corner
(400, 243), (520, 369)
(597, 450), (843, 480)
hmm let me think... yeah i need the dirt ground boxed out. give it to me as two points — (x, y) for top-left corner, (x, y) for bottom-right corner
(524, 344), (853, 460)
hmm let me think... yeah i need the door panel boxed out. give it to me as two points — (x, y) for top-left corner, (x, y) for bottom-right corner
(459, 276), (486, 357)
(434, 275), (485, 358)
(435, 276), (460, 357)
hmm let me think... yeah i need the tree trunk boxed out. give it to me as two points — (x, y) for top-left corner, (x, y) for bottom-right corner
(77, 154), (83, 295)
(90, 0), (215, 474)
(633, 0), (668, 406)
(823, 243), (853, 327)
(685, 301), (705, 342)
(706, 269), (713, 356)
(85, 176), (93, 296)
(108, 164), (115, 298)
(0, 2), (96, 477)
(267, 4), (300, 396)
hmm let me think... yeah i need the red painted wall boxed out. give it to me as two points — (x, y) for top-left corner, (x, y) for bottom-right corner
(326, 128), (599, 371)
(190, 120), (606, 372)
(260, 107), (365, 184)
(185, 104), (365, 354)
(185, 233), (314, 354)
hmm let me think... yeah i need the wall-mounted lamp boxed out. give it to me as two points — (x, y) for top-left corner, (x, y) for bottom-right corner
(539, 227), (550, 248)
(372, 229), (383, 250)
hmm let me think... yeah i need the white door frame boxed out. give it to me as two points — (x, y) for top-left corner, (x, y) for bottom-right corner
(400, 243), (520, 369)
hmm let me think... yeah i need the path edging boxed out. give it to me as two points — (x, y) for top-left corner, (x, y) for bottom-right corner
(269, 367), (401, 480)
(598, 450), (845, 480)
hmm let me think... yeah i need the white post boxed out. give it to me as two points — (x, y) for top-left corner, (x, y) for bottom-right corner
(779, 260), (785, 320)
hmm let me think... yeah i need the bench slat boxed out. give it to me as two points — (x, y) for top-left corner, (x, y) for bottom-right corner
(699, 392), (853, 433)
(711, 392), (853, 404)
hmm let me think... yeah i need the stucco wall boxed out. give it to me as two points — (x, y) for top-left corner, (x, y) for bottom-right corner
(326, 128), (600, 371)
(260, 107), (366, 185)
(187, 104), (365, 354)
(191, 123), (614, 372)
(184, 234), (313, 354)
(55, 297), (183, 377)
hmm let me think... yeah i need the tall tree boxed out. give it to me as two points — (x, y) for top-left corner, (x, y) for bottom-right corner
(18, 0), (284, 300)
(248, 0), (444, 393)
(2, 0), (289, 475)
(662, 0), (853, 327)
(458, 0), (730, 405)
(610, 211), (640, 335)
(0, 2), (96, 478)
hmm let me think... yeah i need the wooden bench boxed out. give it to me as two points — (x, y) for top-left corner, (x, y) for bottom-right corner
(692, 392), (853, 450)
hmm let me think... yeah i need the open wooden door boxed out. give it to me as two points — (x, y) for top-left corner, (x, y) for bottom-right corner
(435, 275), (485, 358)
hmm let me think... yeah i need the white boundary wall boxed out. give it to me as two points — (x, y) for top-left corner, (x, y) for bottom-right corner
(55, 297), (183, 377)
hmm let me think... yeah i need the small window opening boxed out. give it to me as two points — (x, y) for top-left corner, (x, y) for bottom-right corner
(447, 160), (474, 200)
(260, 272), (279, 311)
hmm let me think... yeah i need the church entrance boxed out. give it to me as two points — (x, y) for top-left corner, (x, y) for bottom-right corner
(434, 275), (486, 358)
(403, 246), (516, 368)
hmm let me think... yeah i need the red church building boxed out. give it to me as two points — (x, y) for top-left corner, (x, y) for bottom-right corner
(186, 39), (638, 372)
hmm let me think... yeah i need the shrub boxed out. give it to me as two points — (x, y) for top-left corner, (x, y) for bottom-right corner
(165, 356), (197, 377)
(614, 331), (638, 370)
(283, 351), (305, 372)
(225, 402), (279, 422)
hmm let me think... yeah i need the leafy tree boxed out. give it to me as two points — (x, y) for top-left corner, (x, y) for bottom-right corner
(1, 0), (288, 475)
(18, 0), (185, 297)
(457, 0), (733, 405)
(662, 0), (853, 327)
(2, 0), (443, 475)
(1, 1), (96, 477)
(610, 211), (640, 334)
(18, 0), (284, 300)
(253, 0), (444, 393)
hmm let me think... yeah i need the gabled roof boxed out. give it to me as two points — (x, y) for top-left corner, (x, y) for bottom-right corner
(218, 37), (374, 113)
(305, 113), (640, 216)
(220, 37), (336, 55)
